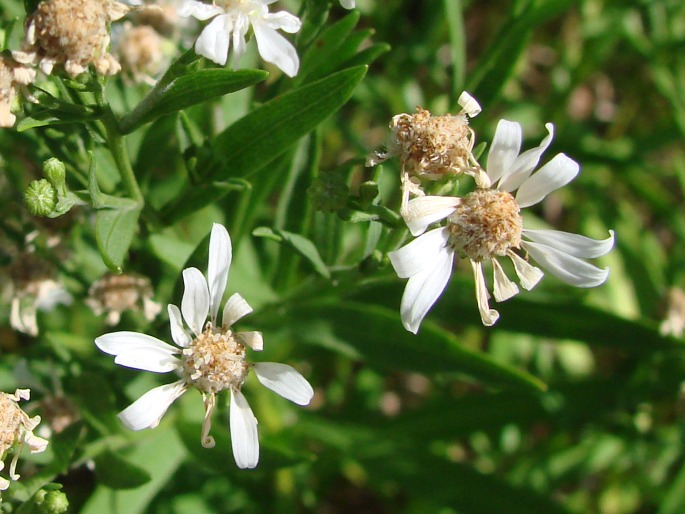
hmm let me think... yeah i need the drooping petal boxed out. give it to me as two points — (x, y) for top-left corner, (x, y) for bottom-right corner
(470, 260), (499, 326)
(251, 19), (300, 77)
(515, 153), (579, 208)
(389, 227), (451, 279)
(200, 392), (216, 448)
(492, 258), (519, 302)
(263, 11), (302, 33)
(399, 242), (454, 334)
(521, 241), (610, 287)
(118, 380), (187, 431)
(498, 123), (554, 193)
(507, 250), (544, 290)
(486, 119), (521, 186)
(222, 293), (254, 329)
(458, 91), (481, 117)
(522, 229), (615, 259)
(232, 12), (249, 67)
(168, 304), (192, 348)
(230, 389), (259, 469)
(195, 14), (232, 66)
(253, 362), (313, 405)
(178, 0), (224, 20)
(181, 267), (210, 337)
(403, 196), (460, 236)
(237, 331), (264, 351)
(24, 431), (49, 453)
(208, 223), (232, 323)
(95, 331), (180, 356)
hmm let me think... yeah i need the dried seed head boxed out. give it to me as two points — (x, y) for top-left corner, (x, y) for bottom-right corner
(21, 0), (128, 77)
(448, 189), (523, 262)
(117, 24), (166, 84)
(0, 54), (36, 128)
(182, 327), (249, 394)
(87, 273), (161, 325)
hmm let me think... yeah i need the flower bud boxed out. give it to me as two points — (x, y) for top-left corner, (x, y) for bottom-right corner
(38, 490), (69, 514)
(308, 171), (348, 212)
(42, 158), (66, 190)
(24, 179), (57, 216)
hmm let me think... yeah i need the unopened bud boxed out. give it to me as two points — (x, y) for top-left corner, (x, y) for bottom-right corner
(43, 158), (66, 190)
(24, 179), (56, 216)
(38, 490), (69, 514)
(308, 171), (349, 212)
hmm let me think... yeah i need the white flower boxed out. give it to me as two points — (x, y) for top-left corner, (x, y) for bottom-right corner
(95, 224), (313, 469)
(179, 0), (301, 77)
(389, 119), (615, 332)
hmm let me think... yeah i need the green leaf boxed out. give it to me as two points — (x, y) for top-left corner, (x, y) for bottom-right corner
(16, 109), (99, 131)
(119, 68), (269, 134)
(274, 300), (546, 391)
(207, 66), (367, 181)
(252, 226), (331, 279)
(95, 203), (141, 272)
(94, 451), (152, 490)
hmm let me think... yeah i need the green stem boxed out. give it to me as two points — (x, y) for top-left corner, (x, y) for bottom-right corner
(94, 86), (144, 205)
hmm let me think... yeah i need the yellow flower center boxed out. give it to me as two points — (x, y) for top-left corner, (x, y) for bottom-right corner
(448, 189), (523, 261)
(182, 327), (249, 393)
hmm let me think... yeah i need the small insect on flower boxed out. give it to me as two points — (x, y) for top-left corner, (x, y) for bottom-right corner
(390, 119), (614, 332)
(95, 224), (313, 469)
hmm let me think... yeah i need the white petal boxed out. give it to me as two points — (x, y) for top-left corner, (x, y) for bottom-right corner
(95, 331), (180, 356)
(515, 153), (579, 208)
(389, 227), (451, 279)
(118, 381), (187, 431)
(522, 241), (610, 287)
(25, 432), (49, 453)
(195, 15), (232, 66)
(251, 19), (300, 77)
(253, 362), (313, 405)
(232, 12), (250, 66)
(222, 293), (254, 328)
(471, 260), (499, 326)
(340, 0), (355, 8)
(458, 91), (481, 117)
(399, 242), (454, 334)
(486, 119), (521, 186)
(230, 389), (259, 469)
(181, 267), (210, 336)
(168, 304), (192, 348)
(492, 258), (519, 302)
(263, 11), (302, 34)
(403, 196), (459, 236)
(237, 331), (264, 351)
(178, 0), (224, 20)
(507, 250), (544, 290)
(208, 223), (232, 323)
(114, 347), (180, 373)
(498, 123), (554, 193)
(522, 229), (615, 259)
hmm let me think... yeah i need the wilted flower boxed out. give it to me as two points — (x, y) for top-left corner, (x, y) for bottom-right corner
(0, 54), (36, 128)
(661, 287), (685, 338)
(0, 389), (49, 491)
(179, 0), (302, 77)
(367, 92), (481, 213)
(14, 0), (129, 77)
(95, 224), (313, 469)
(7, 252), (72, 337)
(87, 273), (161, 326)
(389, 119), (614, 332)
(116, 23), (168, 84)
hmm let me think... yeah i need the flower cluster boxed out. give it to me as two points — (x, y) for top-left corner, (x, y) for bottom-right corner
(95, 224), (313, 469)
(369, 94), (614, 332)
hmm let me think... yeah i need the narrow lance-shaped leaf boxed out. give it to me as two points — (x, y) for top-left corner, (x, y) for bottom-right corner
(253, 227), (331, 279)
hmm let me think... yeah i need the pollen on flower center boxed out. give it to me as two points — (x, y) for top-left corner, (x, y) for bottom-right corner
(390, 107), (473, 178)
(448, 189), (522, 261)
(182, 328), (249, 393)
(0, 395), (22, 454)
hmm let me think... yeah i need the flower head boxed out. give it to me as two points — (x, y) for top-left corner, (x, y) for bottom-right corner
(87, 273), (161, 326)
(390, 119), (614, 332)
(0, 54), (36, 128)
(14, 0), (128, 77)
(95, 224), (313, 469)
(179, 0), (301, 77)
(0, 389), (49, 491)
